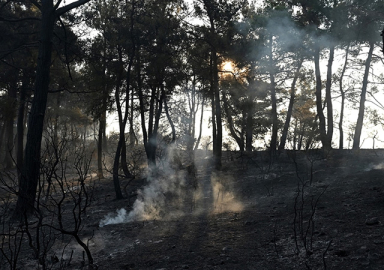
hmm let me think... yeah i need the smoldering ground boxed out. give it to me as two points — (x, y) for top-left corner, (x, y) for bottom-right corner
(99, 148), (244, 227)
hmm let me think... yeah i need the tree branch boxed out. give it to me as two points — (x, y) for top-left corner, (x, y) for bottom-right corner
(0, 16), (40, 22)
(29, 0), (41, 10)
(55, 0), (92, 17)
(53, 0), (63, 11)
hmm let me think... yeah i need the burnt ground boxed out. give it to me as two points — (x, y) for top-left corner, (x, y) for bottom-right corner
(3, 149), (384, 269)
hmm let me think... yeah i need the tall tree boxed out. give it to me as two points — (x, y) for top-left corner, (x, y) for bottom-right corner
(195, 0), (243, 168)
(351, 0), (384, 149)
(279, 57), (304, 152)
(280, 0), (339, 150)
(352, 40), (375, 149)
(14, 0), (92, 216)
(337, 44), (350, 149)
(0, 1), (38, 169)
(137, 0), (186, 166)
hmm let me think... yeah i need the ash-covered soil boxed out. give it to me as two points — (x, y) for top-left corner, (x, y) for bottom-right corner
(77, 149), (384, 270)
(6, 149), (384, 269)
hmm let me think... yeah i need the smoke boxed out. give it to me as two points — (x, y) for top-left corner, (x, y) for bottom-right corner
(99, 148), (244, 227)
(99, 208), (128, 227)
(265, 13), (307, 53)
(99, 146), (189, 227)
(100, 164), (187, 227)
(210, 172), (244, 214)
(243, 9), (337, 64)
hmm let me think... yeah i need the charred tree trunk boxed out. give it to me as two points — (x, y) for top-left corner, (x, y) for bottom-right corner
(203, 0), (222, 169)
(16, 73), (28, 174)
(245, 79), (255, 153)
(14, 2), (56, 215)
(121, 139), (131, 178)
(381, 28), (384, 56)
(146, 86), (157, 165)
(113, 40), (135, 199)
(245, 109), (253, 152)
(279, 58), (303, 152)
(14, 0), (92, 217)
(211, 87), (217, 156)
(112, 48), (126, 200)
(325, 45), (334, 147)
(97, 112), (106, 178)
(222, 88), (244, 152)
(293, 118), (298, 151)
(194, 97), (204, 151)
(314, 46), (330, 150)
(97, 35), (108, 179)
(164, 95), (176, 143)
(129, 88), (136, 145)
(268, 35), (278, 158)
(353, 41), (374, 150)
(0, 121), (5, 160)
(213, 52), (222, 169)
(146, 87), (164, 165)
(339, 45), (349, 149)
(137, 49), (149, 161)
(3, 79), (17, 169)
(187, 76), (197, 153)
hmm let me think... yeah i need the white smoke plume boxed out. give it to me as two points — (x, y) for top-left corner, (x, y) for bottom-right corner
(99, 208), (127, 227)
(99, 147), (244, 227)
(99, 147), (189, 227)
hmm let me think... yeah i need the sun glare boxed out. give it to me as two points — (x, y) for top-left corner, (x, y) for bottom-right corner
(222, 61), (234, 72)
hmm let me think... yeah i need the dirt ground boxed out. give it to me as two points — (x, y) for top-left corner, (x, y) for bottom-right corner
(4, 149), (384, 269)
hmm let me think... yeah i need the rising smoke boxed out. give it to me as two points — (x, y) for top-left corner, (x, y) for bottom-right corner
(99, 148), (243, 227)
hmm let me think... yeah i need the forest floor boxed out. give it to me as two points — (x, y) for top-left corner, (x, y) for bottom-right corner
(3, 149), (384, 269)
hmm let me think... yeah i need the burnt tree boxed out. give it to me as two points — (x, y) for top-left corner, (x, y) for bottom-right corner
(14, 0), (92, 216)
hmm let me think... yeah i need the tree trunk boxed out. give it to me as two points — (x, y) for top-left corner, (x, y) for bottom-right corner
(97, 114), (105, 178)
(245, 109), (253, 152)
(339, 45), (350, 149)
(121, 139), (131, 178)
(0, 121), (5, 160)
(163, 95), (176, 143)
(203, 1), (222, 168)
(211, 87), (217, 156)
(245, 78), (255, 153)
(146, 86), (157, 165)
(112, 48), (125, 200)
(325, 45), (334, 147)
(16, 73), (28, 175)
(150, 87), (164, 164)
(353, 41), (374, 149)
(268, 35), (278, 158)
(314, 46), (329, 150)
(194, 97), (204, 151)
(293, 118), (298, 151)
(270, 78), (278, 157)
(14, 2), (55, 215)
(3, 115), (14, 169)
(129, 88), (136, 145)
(187, 76), (197, 153)
(97, 34), (108, 179)
(14, 0), (92, 216)
(112, 43), (135, 199)
(112, 140), (124, 200)
(279, 58), (303, 152)
(212, 50), (222, 169)
(3, 81), (17, 169)
(222, 89), (244, 152)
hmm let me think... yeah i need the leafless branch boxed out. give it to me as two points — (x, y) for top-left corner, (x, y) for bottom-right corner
(55, 0), (92, 17)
